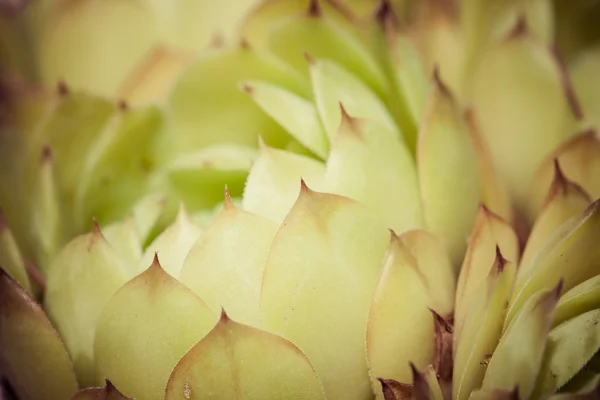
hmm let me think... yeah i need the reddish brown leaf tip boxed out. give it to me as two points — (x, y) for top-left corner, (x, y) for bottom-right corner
(117, 100), (129, 112)
(299, 178), (311, 193)
(219, 307), (230, 322)
(239, 38), (251, 50)
(432, 65), (452, 99)
(151, 252), (162, 270)
(379, 378), (413, 400)
(430, 309), (453, 381)
(553, 278), (564, 299)
(409, 363), (431, 400)
(493, 245), (508, 273)
(508, 14), (528, 39)
(241, 83), (254, 95)
(92, 218), (103, 235)
(57, 80), (70, 96)
(41, 144), (53, 163)
(307, 0), (321, 17)
(304, 52), (315, 65)
(375, 0), (393, 26)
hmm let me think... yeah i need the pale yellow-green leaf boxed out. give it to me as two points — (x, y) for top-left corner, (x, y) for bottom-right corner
(454, 256), (516, 400)
(163, 47), (310, 161)
(467, 32), (576, 212)
(366, 233), (435, 395)
(535, 309), (600, 398)
(321, 116), (422, 234)
(138, 204), (202, 278)
(165, 312), (326, 400)
(554, 275), (600, 327)
(508, 200), (600, 325)
(44, 226), (129, 387)
(180, 200), (277, 326)
(482, 284), (561, 398)
(520, 162), (592, 271)
(242, 143), (325, 223)
(167, 144), (258, 212)
(454, 205), (519, 336)
(261, 187), (390, 400)
(310, 58), (398, 140)
(418, 73), (481, 269)
(242, 79), (329, 159)
(93, 257), (217, 400)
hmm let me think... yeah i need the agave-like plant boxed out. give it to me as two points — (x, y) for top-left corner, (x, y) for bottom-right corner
(1, 0), (600, 399)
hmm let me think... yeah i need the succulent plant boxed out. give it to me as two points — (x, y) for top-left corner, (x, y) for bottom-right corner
(1, 0), (600, 399)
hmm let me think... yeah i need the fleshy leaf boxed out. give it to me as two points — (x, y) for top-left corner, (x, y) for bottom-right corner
(570, 49), (600, 130)
(453, 251), (516, 400)
(534, 309), (600, 398)
(379, 378), (413, 400)
(367, 232), (435, 395)
(520, 160), (593, 270)
(165, 310), (326, 399)
(482, 282), (562, 398)
(44, 223), (129, 387)
(265, 8), (387, 96)
(310, 58), (398, 140)
(0, 210), (32, 293)
(167, 144), (258, 212)
(528, 130), (600, 222)
(93, 256), (217, 400)
(74, 104), (162, 230)
(242, 144), (325, 223)
(30, 145), (62, 271)
(554, 275), (600, 327)
(38, 0), (158, 97)
(464, 109), (512, 222)
(70, 379), (132, 400)
(508, 200), (600, 325)
(242, 79), (329, 159)
(180, 195), (277, 326)
(468, 387), (520, 400)
(412, 364), (444, 400)
(418, 71), (481, 268)
(454, 205), (519, 336)
(101, 217), (143, 274)
(467, 29), (577, 212)
(163, 47), (310, 161)
(321, 114), (423, 234)
(261, 185), (390, 400)
(117, 45), (194, 106)
(0, 268), (79, 400)
(400, 229), (456, 316)
(138, 204), (202, 278)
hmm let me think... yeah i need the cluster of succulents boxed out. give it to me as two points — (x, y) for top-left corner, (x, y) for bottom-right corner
(0, 0), (600, 399)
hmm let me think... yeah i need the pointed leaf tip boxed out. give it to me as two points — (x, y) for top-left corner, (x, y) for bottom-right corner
(223, 186), (235, 209)
(494, 245), (508, 273)
(432, 64), (453, 99)
(219, 307), (230, 322)
(239, 38), (251, 50)
(41, 144), (53, 163)
(508, 14), (529, 39)
(379, 378), (413, 400)
(551, 46), (585, 121)
(307, 0), (321, 17)
(117, 100), (129, 112)
(374, 0), (394, 26)
(151, 252), (162, 269)
(431, 309), (453, 381)
(304, 52), (315, 65)
(57, 80), (70, 96)
(299, 178), (311, 192)
(92, 219), (102, 235)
